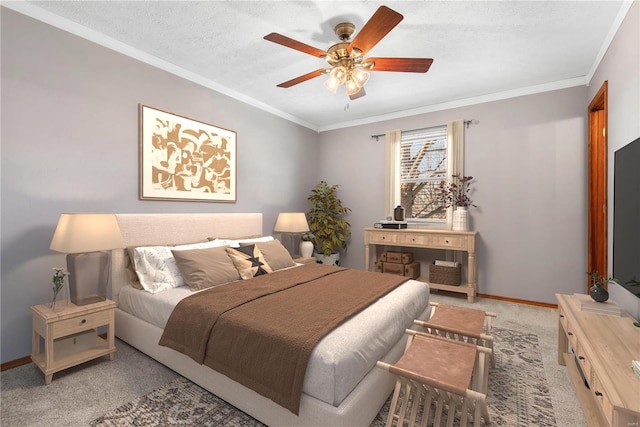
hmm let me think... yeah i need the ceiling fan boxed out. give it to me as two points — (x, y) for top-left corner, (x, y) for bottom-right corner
(264, 5), (433, 100)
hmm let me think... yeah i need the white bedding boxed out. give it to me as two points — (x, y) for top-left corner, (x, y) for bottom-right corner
(118, 274), (430, 406)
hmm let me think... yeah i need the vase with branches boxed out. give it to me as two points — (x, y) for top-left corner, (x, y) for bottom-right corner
(50, 267), (70, 310)
(437, 174), (476, 208)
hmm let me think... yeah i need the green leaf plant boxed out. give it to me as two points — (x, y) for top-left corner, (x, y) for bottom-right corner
(307, 181), (351, 256)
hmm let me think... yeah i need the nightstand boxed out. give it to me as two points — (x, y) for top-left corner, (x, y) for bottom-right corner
(31, 299), (116, 384)
(294, 256), (317, 264)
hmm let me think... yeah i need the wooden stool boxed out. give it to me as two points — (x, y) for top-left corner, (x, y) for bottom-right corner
(377, 331), (491, 427)
(415, 302), (497, 367)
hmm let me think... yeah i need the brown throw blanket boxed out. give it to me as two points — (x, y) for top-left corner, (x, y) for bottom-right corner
(159, 263), (408, 414)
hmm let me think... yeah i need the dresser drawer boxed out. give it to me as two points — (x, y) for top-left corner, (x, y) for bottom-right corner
(51, 309), (111, 338)
(575, 347), (593, 384)
(591, 373), (614, 426)
(558, 307), (568, 331)
(368, 231), (401, 244)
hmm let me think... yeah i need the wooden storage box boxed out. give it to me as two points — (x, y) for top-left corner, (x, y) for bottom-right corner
(376, 261), (421, 279)
(375, 260), (384, 273)
(403, 262), (421, 279)
(381, 251), (414, 264)
(429, 262), (461, 285)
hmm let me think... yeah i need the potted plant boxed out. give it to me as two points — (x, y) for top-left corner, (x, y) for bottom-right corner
(587, 271), (618, 302)
(307, 181), (351, 265)
(437, 174), (476, 231)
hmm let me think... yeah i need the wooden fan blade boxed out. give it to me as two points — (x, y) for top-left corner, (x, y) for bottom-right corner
(368, 57), (433, 73)
(264, 33), (328, 58)
(277, 69), (327, 88)
(348, 6), (403, 55)
(349, 87), (366, 100)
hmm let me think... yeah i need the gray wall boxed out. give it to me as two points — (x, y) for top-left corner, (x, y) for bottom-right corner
(0, 9), (319, 363)
(588, 1), (640, 317)
(318, 87), (589, 304)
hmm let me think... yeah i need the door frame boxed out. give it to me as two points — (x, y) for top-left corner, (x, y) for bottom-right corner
(587, 81), (608, 291)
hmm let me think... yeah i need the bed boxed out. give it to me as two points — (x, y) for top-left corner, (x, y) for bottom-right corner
(111, 213), (430, 426)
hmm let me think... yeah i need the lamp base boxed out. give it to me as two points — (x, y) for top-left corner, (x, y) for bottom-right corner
(67, 252), (108, 306)
(277, 233), (301, 257)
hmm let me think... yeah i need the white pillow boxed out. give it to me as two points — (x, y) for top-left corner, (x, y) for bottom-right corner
(134, 240), (226, 294)
(211, 235), (274, 248)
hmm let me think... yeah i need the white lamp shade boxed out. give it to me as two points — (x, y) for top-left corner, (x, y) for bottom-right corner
(50, 213), (125, 254)
(273, 212), (309, 233)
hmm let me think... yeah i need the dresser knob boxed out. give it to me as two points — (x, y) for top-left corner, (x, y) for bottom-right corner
(578, 356), (585, 360)
(559, 314), (564, 318)
(81, 319), (87, 324)
(595, 391), (603, 397)
(568, 332), (573, 336)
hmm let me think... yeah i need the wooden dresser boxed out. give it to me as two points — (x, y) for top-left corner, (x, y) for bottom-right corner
(556, 294), (640, 426)
(364, 227), (477, 302)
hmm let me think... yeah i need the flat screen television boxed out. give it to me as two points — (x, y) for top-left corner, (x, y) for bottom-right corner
(613, 136), (640, 298)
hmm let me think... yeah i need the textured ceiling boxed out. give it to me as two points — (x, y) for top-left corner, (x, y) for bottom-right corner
(8, 1), (630, 131)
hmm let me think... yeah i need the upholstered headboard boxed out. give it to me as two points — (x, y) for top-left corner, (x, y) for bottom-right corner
(111, 213), (263, 304)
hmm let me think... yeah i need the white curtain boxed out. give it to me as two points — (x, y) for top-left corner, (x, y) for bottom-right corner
(384, 129), (402, 219)
(446, 120), (465, 229)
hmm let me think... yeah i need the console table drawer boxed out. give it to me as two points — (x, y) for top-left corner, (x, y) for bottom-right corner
(368, 231), (401, 244)
(410, 234), (467, 249)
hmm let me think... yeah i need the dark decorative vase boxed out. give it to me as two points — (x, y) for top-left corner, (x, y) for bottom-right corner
(590, 285), (609, 303)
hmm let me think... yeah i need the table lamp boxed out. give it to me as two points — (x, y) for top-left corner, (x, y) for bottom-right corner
(274, 212), (310, 257)
(50, 213), (125, 306)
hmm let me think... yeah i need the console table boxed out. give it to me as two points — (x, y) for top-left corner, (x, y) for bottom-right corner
(556, 294), (640, 426)
(364, 228), (477, 302)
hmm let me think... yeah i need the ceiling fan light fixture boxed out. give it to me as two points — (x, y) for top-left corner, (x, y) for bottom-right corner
(330, 66), (348, 84)
(344, 77), (362, 96)
(351, 67), (370, 87)
(324, 75), (341, 93)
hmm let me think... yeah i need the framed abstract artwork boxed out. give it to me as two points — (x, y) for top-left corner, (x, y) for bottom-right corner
(139, 104), (237, 202)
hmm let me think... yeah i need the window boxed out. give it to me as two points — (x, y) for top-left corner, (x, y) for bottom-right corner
(400, 126), (447, 222)
(385, 120), (464, 226)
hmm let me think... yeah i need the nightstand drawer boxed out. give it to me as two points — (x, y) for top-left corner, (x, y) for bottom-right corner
(51, 309), (111, 338)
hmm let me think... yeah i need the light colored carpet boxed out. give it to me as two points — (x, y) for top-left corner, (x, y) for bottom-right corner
(0, 292), (585, 426)
(90, 326), (557, 426)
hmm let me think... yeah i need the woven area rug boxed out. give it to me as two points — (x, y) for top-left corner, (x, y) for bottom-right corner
(91, 327), (556, 426)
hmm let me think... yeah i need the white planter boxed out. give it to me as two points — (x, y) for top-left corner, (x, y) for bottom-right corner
(452, 206), (469, 231)
(314, 252), (340, 266)
(300, 241), (314, 258)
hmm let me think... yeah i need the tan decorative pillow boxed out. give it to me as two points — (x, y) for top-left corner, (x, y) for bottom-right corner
(225, 244), (273, 280)
(171, 246), (241, 291)
(240, 239), (295, 271)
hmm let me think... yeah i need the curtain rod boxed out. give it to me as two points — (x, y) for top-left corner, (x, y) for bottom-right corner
(370, 119), (478, 141)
